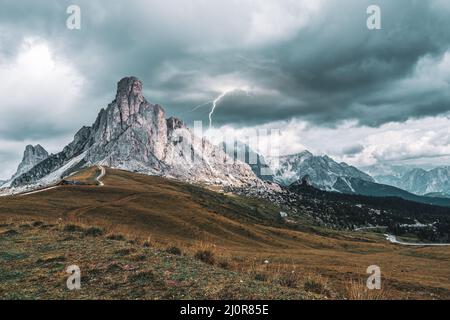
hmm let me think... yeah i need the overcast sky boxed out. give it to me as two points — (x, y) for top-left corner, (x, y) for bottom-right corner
(1, 0), (450, 179)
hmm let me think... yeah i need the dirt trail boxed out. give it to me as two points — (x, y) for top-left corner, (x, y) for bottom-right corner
(19, 186), (59, 196)
(96, 165), (105, 186)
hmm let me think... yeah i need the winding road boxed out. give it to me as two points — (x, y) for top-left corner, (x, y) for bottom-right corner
(96, 165), (105, 186)
(19, 165), (106, 196)
(384, 234), (450, 247)
(354, 226), (385, 231)
(355, 225), (450, 246)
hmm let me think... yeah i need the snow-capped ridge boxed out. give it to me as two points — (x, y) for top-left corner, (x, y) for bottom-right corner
(268, 150), (374, 189)
(370, 164), (450, 196)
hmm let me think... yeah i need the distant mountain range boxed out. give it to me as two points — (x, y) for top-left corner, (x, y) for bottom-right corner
(327, 176), (450, 207)
(261, 152), (450, 206)
(364, 164), (450, 197)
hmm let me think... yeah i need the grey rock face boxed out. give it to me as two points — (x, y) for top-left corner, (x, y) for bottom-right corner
(18, 145), (48, 174)
(270, 151), (374, 189)
(12, 127), (93, 186)
(8, 144), (49, 183)
(12, 77), (260, 188)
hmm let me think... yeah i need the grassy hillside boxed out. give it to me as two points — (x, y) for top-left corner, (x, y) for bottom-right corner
(1, 167), (450, 299)
(0, 221), (321, 299)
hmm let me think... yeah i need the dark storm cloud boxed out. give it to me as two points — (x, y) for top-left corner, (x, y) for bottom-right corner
(135, 0), (450, 128)
(200, 0), (450, 127)
(1, 0), (450, 134)
(342, 144), (364, 156)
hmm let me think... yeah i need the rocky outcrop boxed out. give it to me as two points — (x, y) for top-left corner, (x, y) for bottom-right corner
(5, 145), (49, 186)
(12, 77), (260, 188)
(18, 145), (48, 175)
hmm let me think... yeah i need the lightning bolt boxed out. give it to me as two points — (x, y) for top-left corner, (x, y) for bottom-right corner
(182, 87), (250, 129)
(208, 90), (232, 129)
(187, 100), (214, 113)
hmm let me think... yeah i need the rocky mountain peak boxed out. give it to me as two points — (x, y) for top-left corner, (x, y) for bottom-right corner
(7, 144), (49, 184)
(9, 76), (261, 190)
(271, 150), (374, 188)
(23, 144), (48, 161)
(114, 77), (147, 124)
(116, 76), (144, 100)
(296, 150), (313, 157)
(281, 150), (313, 160)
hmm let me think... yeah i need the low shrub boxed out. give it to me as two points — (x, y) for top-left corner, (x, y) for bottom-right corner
(278, 271), (301, 288)
(1, 229), (19, 237)
(218, 258), (231, 269)
(165, 246), (182, 256)
(195, 250), (215, 265)
(84, 227), (104, 237)
(254, 272), (269, 282)
(63, 224), (84, 232)
(31, 221), (44, 227)
(344, 279), (391, 300)
(303, 273), (331, 296)
(106, 233), (125, 241)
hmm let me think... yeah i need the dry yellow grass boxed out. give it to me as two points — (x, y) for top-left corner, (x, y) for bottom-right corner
(0, 222), (321, 300)
(344, 279), (393, 300)
(1, 167), (449, 299)
(64, 167), (100, 185)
